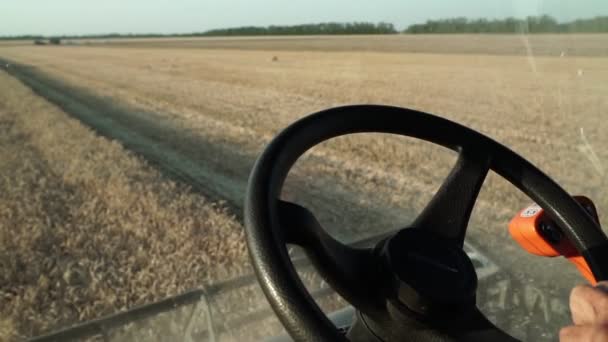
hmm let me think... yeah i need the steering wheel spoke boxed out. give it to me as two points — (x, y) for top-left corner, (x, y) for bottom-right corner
(278, 200), (384, 311)
(412, 148), (490, 245)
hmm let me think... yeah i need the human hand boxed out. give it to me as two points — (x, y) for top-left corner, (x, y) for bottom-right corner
(560, 282), (608, 341)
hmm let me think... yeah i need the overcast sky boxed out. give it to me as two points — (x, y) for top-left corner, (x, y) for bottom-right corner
(2, 0), (608, 36)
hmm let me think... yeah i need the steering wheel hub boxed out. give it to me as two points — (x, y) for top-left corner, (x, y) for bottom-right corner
(383, 228), (477, 317)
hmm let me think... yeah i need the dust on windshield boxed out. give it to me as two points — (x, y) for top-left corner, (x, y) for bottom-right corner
(1, 2), (608, 341)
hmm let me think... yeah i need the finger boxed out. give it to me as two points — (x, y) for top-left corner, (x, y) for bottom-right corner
(596, 281), (608, 294)
(570, 284), (608, 325)
(571, 285), (598, 325)
(560, 325), (608, 342)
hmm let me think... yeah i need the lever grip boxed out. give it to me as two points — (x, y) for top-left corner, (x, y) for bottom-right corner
(509, 196), (600, 284)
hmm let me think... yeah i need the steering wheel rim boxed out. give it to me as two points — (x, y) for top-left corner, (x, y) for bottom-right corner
(244, 105), (608, 341)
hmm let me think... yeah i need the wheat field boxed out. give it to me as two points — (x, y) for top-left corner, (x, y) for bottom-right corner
(0, 71), (247, 340)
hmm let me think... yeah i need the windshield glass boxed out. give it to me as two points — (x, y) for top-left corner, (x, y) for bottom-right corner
(1, 1), (607, 341)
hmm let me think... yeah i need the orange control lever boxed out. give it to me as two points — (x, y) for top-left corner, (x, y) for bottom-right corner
(508, 196), (600, 284)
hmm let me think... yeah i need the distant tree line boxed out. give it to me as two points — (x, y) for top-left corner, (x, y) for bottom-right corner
(404, 15), (608, 34)
(203, 22), (397, 36)
(2, 16), (608, 41)
(0, 22), (396, 41)
(1, 34), (45, 41)
(2, 33), (177, 41)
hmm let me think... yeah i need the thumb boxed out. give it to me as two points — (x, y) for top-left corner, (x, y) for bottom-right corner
(570, 281), (608, 325)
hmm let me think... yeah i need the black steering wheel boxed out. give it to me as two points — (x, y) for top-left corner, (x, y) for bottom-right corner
(244, 105), (608, 341)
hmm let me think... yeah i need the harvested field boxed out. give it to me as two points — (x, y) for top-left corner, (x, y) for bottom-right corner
(0, 41), (30, 47)
(1, 34), (608, 340)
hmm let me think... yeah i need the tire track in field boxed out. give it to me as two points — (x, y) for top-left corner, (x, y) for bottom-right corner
(0, 58), (412, 242)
